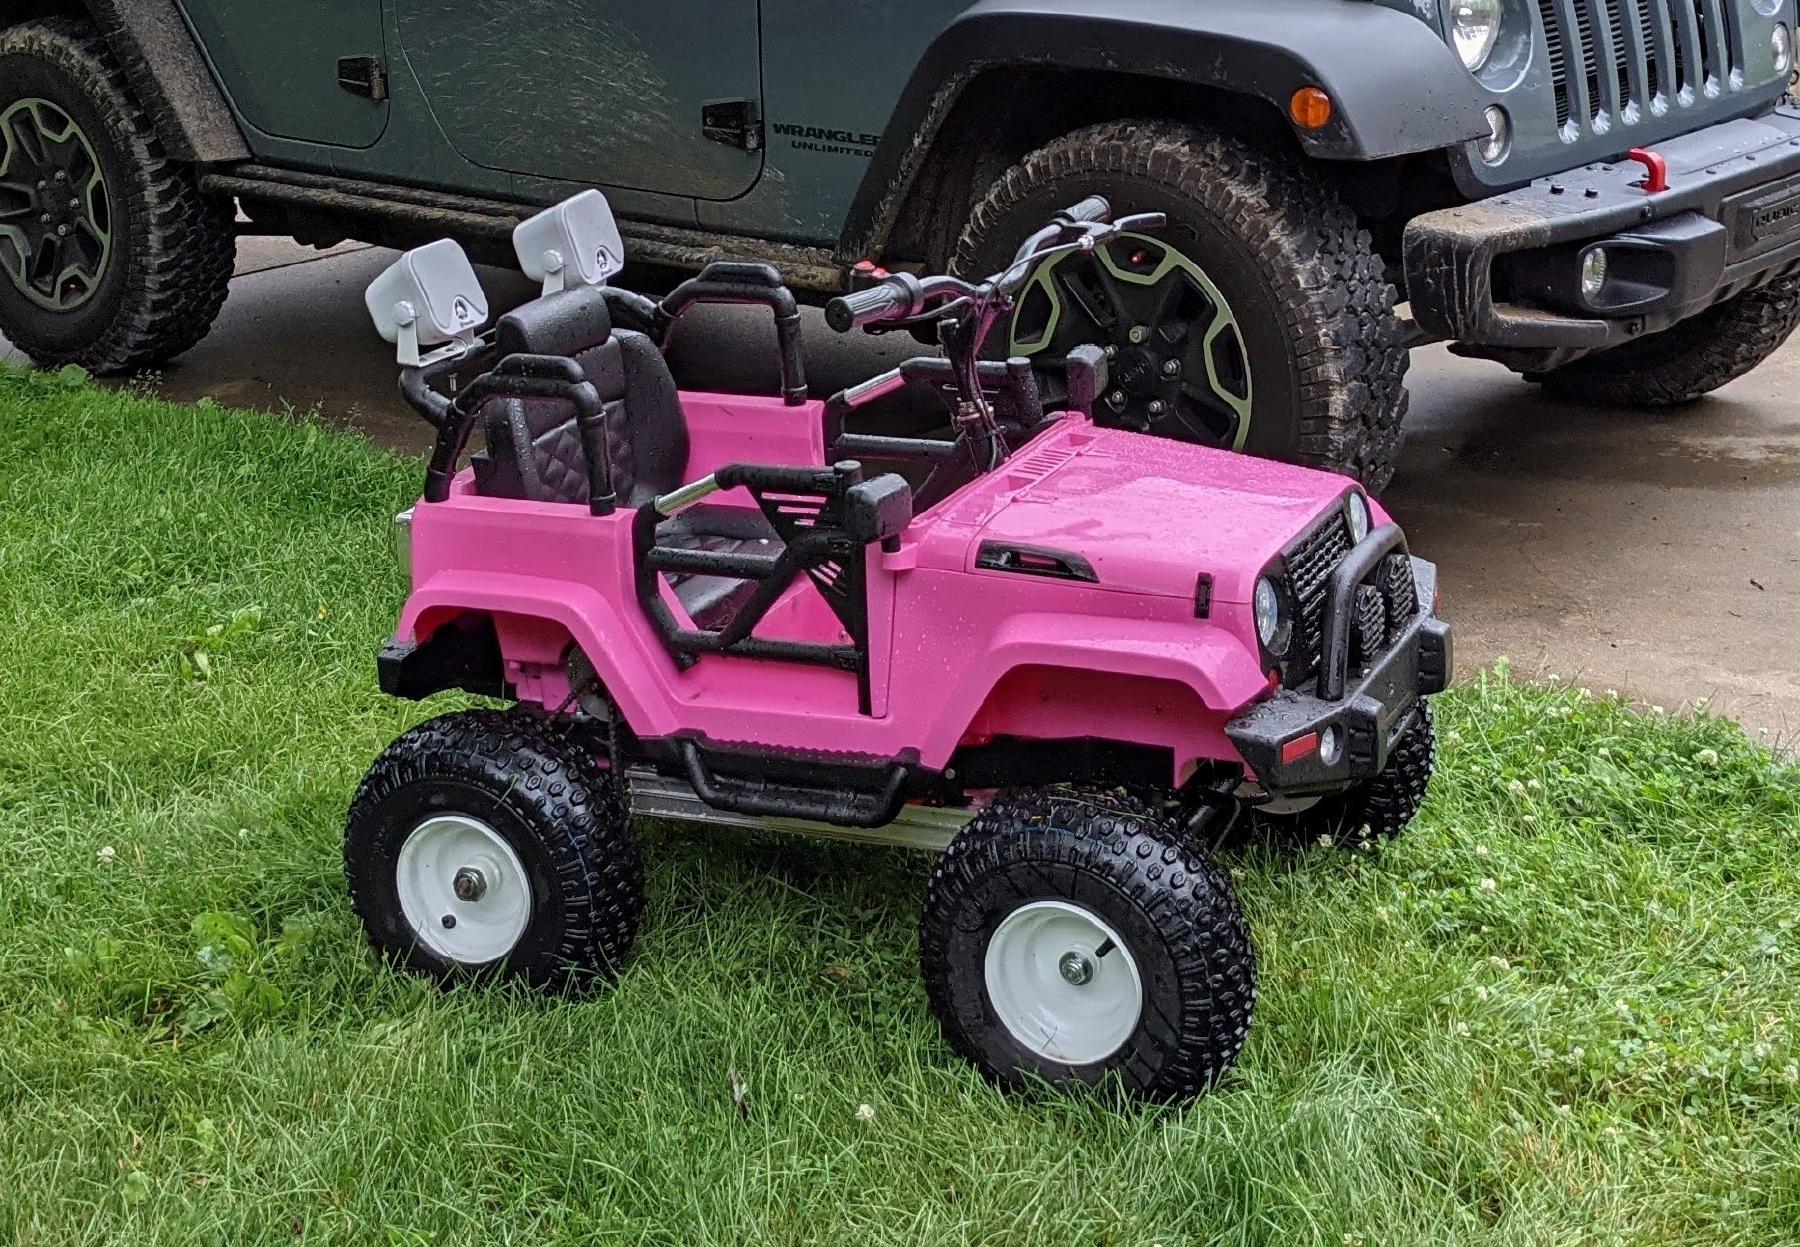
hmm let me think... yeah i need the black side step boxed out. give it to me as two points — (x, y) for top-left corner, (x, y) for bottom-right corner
(201, 164), (842, 290)
(677, 740), (909, 828)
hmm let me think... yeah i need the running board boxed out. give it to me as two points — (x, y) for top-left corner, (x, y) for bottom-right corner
(627, 769), (969, 851)
(203, 164), (843, 291)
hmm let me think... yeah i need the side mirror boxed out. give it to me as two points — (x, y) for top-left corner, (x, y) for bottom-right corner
(365, 239), (488, 366)
(513, 189), (625, 296)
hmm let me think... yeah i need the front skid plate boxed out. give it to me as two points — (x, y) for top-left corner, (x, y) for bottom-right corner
(628, 769), (971, 852)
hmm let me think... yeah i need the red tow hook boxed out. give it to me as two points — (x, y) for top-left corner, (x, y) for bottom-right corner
(1626, 147), (1670, 193)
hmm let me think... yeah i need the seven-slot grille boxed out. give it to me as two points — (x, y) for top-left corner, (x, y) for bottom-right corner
(1535, 0), (1742, 137)
(1278, 509), (1421, 693)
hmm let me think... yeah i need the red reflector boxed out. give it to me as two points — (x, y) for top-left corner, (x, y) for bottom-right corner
(1280, 732), (1320, 764)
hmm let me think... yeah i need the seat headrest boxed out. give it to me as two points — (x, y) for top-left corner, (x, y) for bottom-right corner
(495, 285), (613, 358)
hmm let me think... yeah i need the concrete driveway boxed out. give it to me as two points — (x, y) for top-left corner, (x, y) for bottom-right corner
(8, 240), (1798, 741)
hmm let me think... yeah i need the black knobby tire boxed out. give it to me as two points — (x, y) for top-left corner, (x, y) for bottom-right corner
(344, 709), (644, 990)
(919, 788), (1255, 1100)
(0, 18), (234, 373)
(1527, 275), (1800, 406)
(1256, 699), (1437, 848)
(953, 118), (1410, 492)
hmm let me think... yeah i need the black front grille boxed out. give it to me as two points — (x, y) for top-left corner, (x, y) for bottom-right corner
(1281, 511), (1352, 690)
(1279, 515), (1422, 693)
(1535, 0), (1744, 140)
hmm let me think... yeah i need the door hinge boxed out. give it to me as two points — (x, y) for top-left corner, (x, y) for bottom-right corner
(701, 98), (762, 151)
(337, 55), (388, 102)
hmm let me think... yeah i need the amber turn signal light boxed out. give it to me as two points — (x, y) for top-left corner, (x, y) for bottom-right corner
(1289, 86), (1333, 130)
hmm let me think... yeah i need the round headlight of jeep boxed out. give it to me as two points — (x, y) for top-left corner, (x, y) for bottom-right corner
(1448, 0), (1502, 72)
(1345, 491), (1372, 543)
(1254, 575), (1289, 655)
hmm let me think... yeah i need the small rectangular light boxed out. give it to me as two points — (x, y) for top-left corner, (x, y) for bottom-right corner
(1280, 732), (1320, 764)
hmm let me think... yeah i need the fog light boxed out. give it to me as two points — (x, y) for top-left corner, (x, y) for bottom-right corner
(1579, 248), (1609, 302)
(1774, 24), (1792, 75)
(1319, 725), (1344, 767)
(1478, 105), (1511, 165)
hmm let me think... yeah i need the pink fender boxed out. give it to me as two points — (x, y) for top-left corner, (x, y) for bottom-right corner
(400, 572), (687, 740)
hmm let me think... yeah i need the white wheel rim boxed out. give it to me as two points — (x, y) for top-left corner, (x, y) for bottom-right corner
(984, 899), (1144, 1065)
(396, 814), (533, 965)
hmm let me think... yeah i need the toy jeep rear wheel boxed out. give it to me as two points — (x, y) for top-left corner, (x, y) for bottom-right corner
(344, 709), (644, 990)
(1525, 275), (1800, 407)
(0, 18), (234, 374)
(954, 119), (1410, 492)
(920, 788), (1255, 1100)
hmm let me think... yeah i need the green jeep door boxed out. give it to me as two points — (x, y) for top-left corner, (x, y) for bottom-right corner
(392, 1), (762, 200)
(177, 0), (389, 148)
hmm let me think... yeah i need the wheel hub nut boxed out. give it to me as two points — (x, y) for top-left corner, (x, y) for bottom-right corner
(452, 866), (487, 902)
(1162, 358), (1181, 376)
(1058, 950), (1095, 986)
(1128, 324), (1149, 344)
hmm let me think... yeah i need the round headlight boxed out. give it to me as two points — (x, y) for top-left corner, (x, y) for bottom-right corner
(1254, 576), (1288, 655)
(1345, 491), (1372, 543)
(1448, 0), (1501, 72)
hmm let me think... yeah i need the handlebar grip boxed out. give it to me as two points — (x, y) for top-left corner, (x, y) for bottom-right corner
(825, 274), (921, 333)
(1054, 195), (1112, 227)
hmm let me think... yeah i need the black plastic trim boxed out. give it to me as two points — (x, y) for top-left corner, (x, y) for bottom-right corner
(378, 617), (508, 701)
(974, 541), (1098, 583)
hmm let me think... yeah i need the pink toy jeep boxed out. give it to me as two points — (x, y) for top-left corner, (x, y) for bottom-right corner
(345, 192), (1451, 1101)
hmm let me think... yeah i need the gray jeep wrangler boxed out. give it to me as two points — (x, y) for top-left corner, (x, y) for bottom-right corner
(3, 0), (1798, 489)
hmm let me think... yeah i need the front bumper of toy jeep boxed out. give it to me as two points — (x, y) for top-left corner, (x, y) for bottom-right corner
(1406, 107), (1800, 369)
(1226, 534), (1451, 798)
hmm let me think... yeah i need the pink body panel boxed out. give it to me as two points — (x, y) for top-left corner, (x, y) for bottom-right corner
(398, 395), (1364, 780)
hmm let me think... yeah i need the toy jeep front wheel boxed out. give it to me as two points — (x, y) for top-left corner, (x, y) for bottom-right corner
(920, 789), (1255, 1100)
(954, 119), (1410, 492)
(344, 709), (644, 989)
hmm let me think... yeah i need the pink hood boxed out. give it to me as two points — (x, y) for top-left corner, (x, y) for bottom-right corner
(956, 427), (1354, 603)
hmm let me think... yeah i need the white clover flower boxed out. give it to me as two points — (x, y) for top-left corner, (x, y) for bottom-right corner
(1475, 985), (1490, 1001)
(1454, 1021), (1471, 1037)
(1508, 779), (1526, 796)
(1577, 687), (1592, 699)
(1479, 877), (1498, 892)
(855, 1103), (875, 1122)
(1476, 844), (1490, 857)
(1446, 729), (1463, 745)
(1487, 955), (1510, 970)
(1597, 747), (1611, 759)
(1555, 1102), (1572, 1116)
(1527, 778), (1542, 791)
(1696, 748), (1720, 766)
(96, 845), (116, 864)
(1783, 1063), (1799, 1085)
(1522, 814), (1537, 826)
(1376, 906), (1391, 923)
(1569, 1047), (1584, 1063)
(1317, 834), (1334, 849)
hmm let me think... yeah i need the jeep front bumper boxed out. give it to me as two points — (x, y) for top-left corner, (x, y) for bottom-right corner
(1405, 106), (1800, 363)
(1226, 536), (1451, 798)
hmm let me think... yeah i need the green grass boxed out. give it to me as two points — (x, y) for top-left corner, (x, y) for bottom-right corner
(2, 363), (1798, 1246)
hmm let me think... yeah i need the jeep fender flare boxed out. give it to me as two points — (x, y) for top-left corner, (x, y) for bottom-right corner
(917, 611), (1272, 770)
(35, 0), (250, 162)
(397, 576), (688, 740)
(843, 0), (1487, 259)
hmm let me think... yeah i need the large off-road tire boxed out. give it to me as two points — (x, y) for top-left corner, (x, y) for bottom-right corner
(1255, 699), (1437, 848)
(344, 709), (644, 991)
(1526, 276), (1800, 406)
(0, 18), (234, 373)
(919, 787), (1255, 1101)
(953, 118), (1410, 492)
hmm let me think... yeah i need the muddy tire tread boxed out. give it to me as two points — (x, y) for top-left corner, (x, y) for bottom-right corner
(952, 118), (1410, 491)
